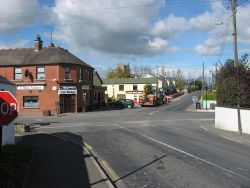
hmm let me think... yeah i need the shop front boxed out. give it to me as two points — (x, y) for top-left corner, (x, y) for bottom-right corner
(58, 86), (77, 113)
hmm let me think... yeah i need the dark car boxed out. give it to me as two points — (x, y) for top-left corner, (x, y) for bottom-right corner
(110, 99), (134, 108)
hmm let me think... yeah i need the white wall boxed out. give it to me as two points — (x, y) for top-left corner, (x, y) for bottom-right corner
(215, 107), (250, 134)
(0, 83), (16, 146)
(104, 83), (157, 100)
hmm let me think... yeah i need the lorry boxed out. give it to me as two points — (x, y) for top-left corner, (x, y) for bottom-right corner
(140, 85), (163, 107)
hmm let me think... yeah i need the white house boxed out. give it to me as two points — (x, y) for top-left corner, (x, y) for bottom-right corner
(0, 75), (16, 146)
(102, 77), (162, 104)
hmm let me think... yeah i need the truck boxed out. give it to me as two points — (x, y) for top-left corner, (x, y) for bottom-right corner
(140, 85), (163, 107)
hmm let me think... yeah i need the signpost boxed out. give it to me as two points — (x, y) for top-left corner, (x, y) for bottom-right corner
(0, 91), (19, 147)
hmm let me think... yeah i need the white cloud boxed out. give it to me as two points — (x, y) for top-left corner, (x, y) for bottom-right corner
(53, 0), (180, 58)
(0, 40), (29, 49)
(0, 0), (51, 33)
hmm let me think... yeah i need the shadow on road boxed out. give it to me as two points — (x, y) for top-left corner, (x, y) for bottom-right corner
(114, 154), (168, 183)
(21, 133), (91, 188)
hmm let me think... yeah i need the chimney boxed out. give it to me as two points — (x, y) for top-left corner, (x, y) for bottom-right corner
(34, 35), (43, 52)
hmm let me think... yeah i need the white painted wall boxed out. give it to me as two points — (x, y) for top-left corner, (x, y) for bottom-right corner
(215, 107), (250, 134)
(0, 83), (16, 146)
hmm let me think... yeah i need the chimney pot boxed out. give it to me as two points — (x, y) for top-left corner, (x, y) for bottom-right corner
(34, 35), (43, 52)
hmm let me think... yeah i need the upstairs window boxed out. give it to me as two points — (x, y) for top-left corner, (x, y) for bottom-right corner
(36, 66), (45, 79)
(65, 66), (71, 79)
(133, 85), (137, 91)
(14, 67), (22, 80)
(80, 68), (83, 80)
(119, 85), (124, 91)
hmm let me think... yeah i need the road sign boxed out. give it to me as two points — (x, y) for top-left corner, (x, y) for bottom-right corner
(192, 96), (198, 102)
(0, 91), (19, 126)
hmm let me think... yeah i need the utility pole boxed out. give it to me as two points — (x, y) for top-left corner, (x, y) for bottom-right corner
(231, 0), (242, 134)
(202, 62), (204, 94)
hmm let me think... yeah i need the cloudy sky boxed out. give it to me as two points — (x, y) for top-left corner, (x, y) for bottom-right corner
(0, 0), (250, 78)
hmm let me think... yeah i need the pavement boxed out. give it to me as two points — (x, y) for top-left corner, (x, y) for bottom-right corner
(19, 133), (114, 188)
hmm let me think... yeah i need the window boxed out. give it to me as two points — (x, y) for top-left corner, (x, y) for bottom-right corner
(65, 66), (71, 79)
(93, 92), (97, 100)
(103, 87), (107, 91)
(14, 67), (22, 80)
(23, 96), (38, 108)
(80, 68), (83, 80)
(36, 66), (45, 79)
(119, 85), (124, 91)
(133, 85), (137, 91)
(83, 92), (87, 103)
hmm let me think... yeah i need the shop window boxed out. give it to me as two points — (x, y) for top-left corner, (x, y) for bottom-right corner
(93, 92), (97, 100)
(36, 66), (45, 79)
(133, 85), (137, 91)
(14, 67), (22, 80)
(117, 94), (125, 99)
(83, 92), (87, 103)
(23, 96), (38, 108)
(119, 85), (124, 91)
(65, 66), (71, 79)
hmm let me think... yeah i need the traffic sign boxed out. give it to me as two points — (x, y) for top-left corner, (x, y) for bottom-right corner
(0, 91), (19, 126)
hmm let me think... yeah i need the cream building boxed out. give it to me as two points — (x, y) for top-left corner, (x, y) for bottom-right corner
(102, 77), (163, 104)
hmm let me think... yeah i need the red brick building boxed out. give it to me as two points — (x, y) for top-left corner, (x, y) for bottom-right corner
(0, 36), (104, 115)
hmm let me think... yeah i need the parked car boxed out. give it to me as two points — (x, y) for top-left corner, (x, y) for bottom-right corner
(109, 99), (134, 108)
(119, 99), (134, 108)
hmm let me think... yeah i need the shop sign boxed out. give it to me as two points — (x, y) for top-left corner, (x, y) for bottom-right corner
(82, 85), (90, 90)
(126, 91), (143, 94)
(58, 86), (77, 95)
(17, 85), (44, 90)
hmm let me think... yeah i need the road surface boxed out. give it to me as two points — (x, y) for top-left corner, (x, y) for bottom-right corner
(18, 91), (250, 188)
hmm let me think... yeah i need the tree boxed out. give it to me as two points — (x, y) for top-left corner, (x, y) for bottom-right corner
(176, 69), (184, 91)
(216, 55), (250, 108)
(106, 64), (132, 78)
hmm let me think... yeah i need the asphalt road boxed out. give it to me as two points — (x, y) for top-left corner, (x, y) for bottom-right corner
(18, 91), (250, 188)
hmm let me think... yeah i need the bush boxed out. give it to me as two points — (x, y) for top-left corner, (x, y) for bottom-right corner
(202, 92), (216, 100)
(0, 144), (33, 188)
(216, 58), (250, 108)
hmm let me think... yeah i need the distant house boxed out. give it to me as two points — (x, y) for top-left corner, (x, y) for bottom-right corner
(0, 36), (97, 115)
(0, 75), (16, 145)
(102, 77), (162, 104)
(92, 71), (105, 108)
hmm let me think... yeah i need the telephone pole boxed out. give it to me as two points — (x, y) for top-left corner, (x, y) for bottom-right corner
(231, 0), (242, 134)
(202, 62), (204, 94)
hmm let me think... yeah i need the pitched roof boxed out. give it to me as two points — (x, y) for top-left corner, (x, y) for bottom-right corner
(0, 47), (94, 69)
(102, 77), (158, 85)
(93, 71), (103, 86)
(0, 75), (15, 85)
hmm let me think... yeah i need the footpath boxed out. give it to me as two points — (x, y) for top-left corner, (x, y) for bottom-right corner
(20, 133), (114, 188)
(186, 106), (250, 146)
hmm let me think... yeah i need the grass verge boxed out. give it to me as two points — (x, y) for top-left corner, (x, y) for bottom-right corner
(0, 144), (33, 188)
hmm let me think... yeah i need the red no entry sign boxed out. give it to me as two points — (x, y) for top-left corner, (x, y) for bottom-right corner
(0, 91), (19, 126)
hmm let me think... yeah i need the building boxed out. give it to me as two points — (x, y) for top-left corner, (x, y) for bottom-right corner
(0, 75), (16, 145)
(102, 77), (162, 104)
(0, 36), (95, 115)
(92, 71), (105, 109)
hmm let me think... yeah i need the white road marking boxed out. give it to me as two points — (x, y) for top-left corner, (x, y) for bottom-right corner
(219, 135), (242, 143)
(113, 123), (249, 180)
(200, 125), (208, 131)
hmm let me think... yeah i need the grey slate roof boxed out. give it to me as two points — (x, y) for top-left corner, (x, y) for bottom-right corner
(0, 75), (15, 85)
(102, 77), (158, 85)
(0, 47), (94, 69)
